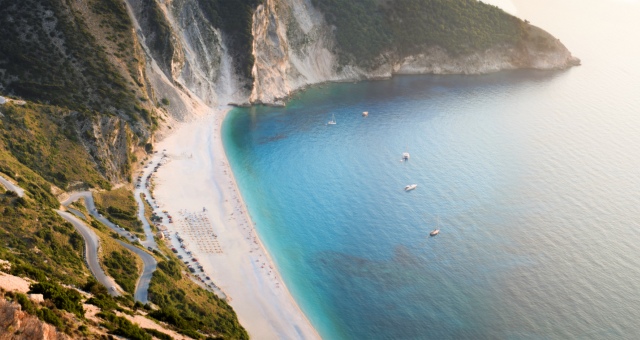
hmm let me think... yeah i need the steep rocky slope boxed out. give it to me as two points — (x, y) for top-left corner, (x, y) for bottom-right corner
(126, 0), (579, 108)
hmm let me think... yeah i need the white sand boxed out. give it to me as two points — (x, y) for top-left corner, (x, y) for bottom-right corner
(152, 108), (320, 340)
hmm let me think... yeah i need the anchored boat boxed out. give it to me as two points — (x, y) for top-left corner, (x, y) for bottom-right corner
(328, 114), (336, 125)
(405, 184), (417, 191)
(430, 217), (440, 237)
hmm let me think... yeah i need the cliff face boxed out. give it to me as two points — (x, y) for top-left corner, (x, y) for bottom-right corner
(0, 300), (69, 340)
(126, 0), (245, 117)
(249, 0), (344, 104)
(124, 0), (579, 111)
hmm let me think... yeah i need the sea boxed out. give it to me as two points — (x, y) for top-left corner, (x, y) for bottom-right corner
(222, 0), (640, 338)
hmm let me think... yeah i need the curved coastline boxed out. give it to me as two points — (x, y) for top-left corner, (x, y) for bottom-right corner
(152, 107), (320, 340)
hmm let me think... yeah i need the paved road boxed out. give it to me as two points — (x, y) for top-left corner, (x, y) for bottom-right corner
(0, 174), (24, 197)
(56, 210), (121, 297)
(1, 179), (120, 296)
(133, 156), (168, 248)
(67, 207), (87, 220)
(63, 191), (158, 303)
(63, 191), (157, 249)
(117, 241), (157, 303)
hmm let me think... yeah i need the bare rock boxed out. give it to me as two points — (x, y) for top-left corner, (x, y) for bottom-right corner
(0, 299), (69, 340)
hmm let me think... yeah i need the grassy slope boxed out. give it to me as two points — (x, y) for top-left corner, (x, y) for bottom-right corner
(149, 261), (249, 339)
(94, 187), (143, 234)
(0, 0), (154, 123)
(0, 102), (110, 189)
(103, 248), (140, 295)
(311, 0), (526, 67)
(0, 146), (88, 286)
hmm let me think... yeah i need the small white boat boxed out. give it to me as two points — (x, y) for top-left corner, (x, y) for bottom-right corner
(402, 152), (410, 160)
(405, 184), (417, 191)
(362, 111), (369, 117)
(430, 216), (441, 237)
(328, 114), (337, 125)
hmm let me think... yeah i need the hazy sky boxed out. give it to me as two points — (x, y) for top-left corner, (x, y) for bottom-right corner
(481, 0), (518, 14)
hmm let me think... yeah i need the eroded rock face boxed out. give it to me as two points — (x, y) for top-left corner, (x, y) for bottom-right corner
(0, 300), (69, 340)
(67, 114), (133, 184)
(124, 0), (579, 110)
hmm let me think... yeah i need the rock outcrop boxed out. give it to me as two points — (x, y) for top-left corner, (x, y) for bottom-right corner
(0, 300), (69, 340)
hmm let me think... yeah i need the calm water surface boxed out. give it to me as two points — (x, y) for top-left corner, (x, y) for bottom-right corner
(223, 0), (640, 338)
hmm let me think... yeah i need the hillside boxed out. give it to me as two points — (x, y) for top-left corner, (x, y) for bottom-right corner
(312, 0), (525, 67)
(0, 99), (247, 339)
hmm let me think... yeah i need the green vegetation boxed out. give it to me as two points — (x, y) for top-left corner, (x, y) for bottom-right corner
(0, 102), (111, 189)
(0, 0), (156, 185)
(3, 290), (72, 334)
(104, 249), (139, 294)
(29, 281), (85, 317)
(84, 277), (122, 312)
(14, 292), (37, 315)
(98, 311), (153, 340)
(149, 262), (248, 339)
(311, 0), (526, 67)
(94, 187), (143, 233)
(0, 157), (87, 284)
(144, 328), (173, 340)
(311, 0), (390, 67)
(0, 0), (140, 116)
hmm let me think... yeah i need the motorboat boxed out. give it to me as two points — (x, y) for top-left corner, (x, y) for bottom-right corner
(430, 216), (441, 237)
(405, 184), (417, 191)
(362, 111), (369, 117)
(402, 152), (410, 160)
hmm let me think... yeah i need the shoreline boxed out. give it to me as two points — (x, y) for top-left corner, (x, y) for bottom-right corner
(151, 107), (320, 339)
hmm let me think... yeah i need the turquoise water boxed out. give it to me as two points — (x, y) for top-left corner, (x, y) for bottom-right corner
(223, 1), (640, 338)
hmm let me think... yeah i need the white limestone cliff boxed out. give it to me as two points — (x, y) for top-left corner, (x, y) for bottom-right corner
(125, 0), (579, 113)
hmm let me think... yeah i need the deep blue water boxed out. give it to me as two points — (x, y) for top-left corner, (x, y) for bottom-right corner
(222, 1), (640, 338)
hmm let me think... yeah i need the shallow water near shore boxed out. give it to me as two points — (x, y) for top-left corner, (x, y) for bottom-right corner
(222, 0), (640, 338)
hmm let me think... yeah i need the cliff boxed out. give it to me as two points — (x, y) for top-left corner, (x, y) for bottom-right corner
(0, 299), (69, 340)
(125, 0), (579, 111)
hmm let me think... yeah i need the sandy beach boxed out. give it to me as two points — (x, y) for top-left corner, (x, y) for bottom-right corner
(151, 108), (319, 340)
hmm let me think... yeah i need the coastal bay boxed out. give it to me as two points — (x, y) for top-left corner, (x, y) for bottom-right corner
(221, 0), (640, 337)
(147, 0), (638, 338)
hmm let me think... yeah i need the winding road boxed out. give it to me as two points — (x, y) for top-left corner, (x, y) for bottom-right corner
(2, 175), (122, 295)
(3, 171), (156, 302)
(0, 174), (24, 197)
(62, 191), (158, 303)
(55, 210), (121, 297)
(133, 156), (168, 249)
(117, 241), (156, 303)
(63, 191), (158, 249)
